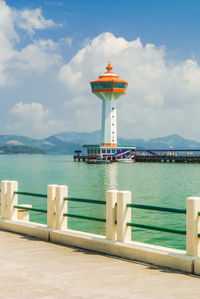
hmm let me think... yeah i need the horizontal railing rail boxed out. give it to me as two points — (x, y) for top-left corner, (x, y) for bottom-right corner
(14, 205), (47, 214)
(14, 191), (47, 198)
(127, 203), (186, 214)
(126, 203), (186, 236)
(64, 197), (106, 205)
(63, 213), (106, 222)
(13, 191), (106, 224)
(127, 222), (186, 235)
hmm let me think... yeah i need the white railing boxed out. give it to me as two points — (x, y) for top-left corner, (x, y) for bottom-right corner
(1, 180), (200, 275)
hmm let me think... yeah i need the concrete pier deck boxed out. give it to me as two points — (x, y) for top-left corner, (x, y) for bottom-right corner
(0, 230), (200, 298)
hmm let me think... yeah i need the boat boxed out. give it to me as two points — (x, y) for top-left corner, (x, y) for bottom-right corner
(86, 158), (111, 164)
(118, 157), (135, 163)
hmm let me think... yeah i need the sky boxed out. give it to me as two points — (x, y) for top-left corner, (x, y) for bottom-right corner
(2, 0), (200, 140)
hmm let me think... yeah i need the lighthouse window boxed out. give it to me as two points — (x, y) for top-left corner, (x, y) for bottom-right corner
(91, 83), (99, 89)
(112, 131), (114, 134)
(107, 149), (111, 153)
(112, 140), (115, 142)
(112, 123), (114, 126)
(112, 149), (115, 153)
(112, 115), (114, 118)
(102, 149), (106, 153)
(114, 83), (125, 89)
(99, 82), (113, 89)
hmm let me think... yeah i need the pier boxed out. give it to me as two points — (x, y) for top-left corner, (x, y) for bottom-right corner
(135, 149), (200, 163)
(73, 154), (86, 162)
(74, 149), (200, 163)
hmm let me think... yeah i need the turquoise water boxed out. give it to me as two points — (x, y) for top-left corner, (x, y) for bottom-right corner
(1, 154), (199, 250)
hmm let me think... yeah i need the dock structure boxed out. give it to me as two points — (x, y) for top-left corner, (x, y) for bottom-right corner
(135, 149), (200, 163)
(74, 148), (200, 163)
(73, 150), (86, 162)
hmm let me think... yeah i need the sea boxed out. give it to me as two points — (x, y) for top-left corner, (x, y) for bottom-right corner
(0, 154), (199, 250)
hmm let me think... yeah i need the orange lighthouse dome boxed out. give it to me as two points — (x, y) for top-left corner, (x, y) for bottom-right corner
(90, 62), (128, 100)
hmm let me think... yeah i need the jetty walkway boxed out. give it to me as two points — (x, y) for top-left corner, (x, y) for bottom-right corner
(0, 230), (200, 299)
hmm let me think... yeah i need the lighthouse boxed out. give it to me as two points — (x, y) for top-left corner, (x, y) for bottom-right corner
(81, 63), (135, 162)
(90, 62), (128, 147)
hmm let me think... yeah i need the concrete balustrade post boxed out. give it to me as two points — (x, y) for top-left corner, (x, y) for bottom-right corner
(55, 185), (68, 230)
(18, 205), (32, 221)
(106, 190), (118, 240)
(117, 191), (132, 243)
(1, 180), (9, 219)
(186, 196), (200, 256)
(47, 185), (57, 229)
(6, 181), (18, 221)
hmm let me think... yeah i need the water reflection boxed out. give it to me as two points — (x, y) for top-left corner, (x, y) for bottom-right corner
(108, 163), (118, 190)
(68, 163), (118, 235)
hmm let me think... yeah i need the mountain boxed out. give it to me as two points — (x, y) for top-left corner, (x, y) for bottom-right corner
(0, 132), (200, 154)
(43, 132), (200, 152)
(51, 131), (101, 144)
(143, 134), (200, 149)
(118, 134), (200, 150)
(0, 135), (43, 147)
(0, 145), (46, 154)
(42, 136), (82, 154)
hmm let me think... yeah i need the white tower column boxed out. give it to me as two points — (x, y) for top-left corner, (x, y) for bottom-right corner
(101, 100), (117, 146)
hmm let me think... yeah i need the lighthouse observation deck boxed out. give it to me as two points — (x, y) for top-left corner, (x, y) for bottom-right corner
(90, 62), (128, 100)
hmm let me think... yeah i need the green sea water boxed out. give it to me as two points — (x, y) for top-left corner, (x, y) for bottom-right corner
(0, 154), (199, 250)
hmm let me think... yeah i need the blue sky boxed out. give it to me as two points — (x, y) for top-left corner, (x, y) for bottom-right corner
(7, 0), (200, 61)
(2, 0), (200, 140)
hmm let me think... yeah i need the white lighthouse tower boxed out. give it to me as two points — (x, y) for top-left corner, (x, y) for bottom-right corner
(82, 63), (135, 162)
(90, 62), (128, 147)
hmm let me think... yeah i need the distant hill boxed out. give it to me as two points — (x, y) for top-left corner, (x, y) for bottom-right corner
(118, 134), (200, 150)
(0, 144), (46, 154)
(52, 131), (101, 145)
(0, 132), (200, 154)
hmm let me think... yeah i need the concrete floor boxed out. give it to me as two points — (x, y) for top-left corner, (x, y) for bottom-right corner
(0, 230), (200, 298)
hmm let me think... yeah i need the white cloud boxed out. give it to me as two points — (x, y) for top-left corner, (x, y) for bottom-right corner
(16, 8), (57, 36)
(10, 102), (67, 138)
(144, 91), (164, 107)
(14, 39), (61, 73)
(0, 1), (17, 85)
(11, 102), (49, 122)
(58, 32), (200, 140)
(0, 2), (62, 85)
(65, 37), (73, 47)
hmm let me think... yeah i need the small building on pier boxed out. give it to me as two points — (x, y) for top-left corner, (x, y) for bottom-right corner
(83, 144), (136, 161)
